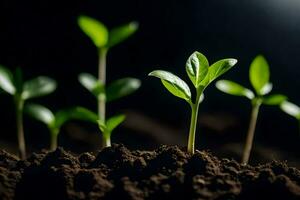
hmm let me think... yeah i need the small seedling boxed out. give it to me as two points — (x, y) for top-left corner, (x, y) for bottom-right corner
(149, 51), (237, 154)
(0, 65), (56, 159)
(77, 16), (141, 147)
(25, 104), (101, 150)
(280, 101), (300, 133)
(216, 55), (286, 165)
(67, 107), (125, 147)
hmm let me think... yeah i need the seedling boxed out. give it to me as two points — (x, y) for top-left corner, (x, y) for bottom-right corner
(25, 104), (102, 150)
(216, 55), (286, 165)
(0, 65), (56, 159)
(149, 51), (237, 154)
(77, 15), (140, 147)
(280, 101), (300, 133)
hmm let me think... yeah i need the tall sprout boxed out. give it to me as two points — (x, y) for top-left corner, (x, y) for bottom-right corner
(77, 16), (141, 147)
(149, 51), (237, 154)
(0, 66), (56, 159)
(216, 55), (286, 164)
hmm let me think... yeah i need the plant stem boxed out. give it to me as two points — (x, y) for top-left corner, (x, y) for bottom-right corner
(98, 48), (108, 122)
(15, 97), (26, 159)
(50, 129), (59, 151)
(102, 135), (111, 148)
(187, 91), (202, 154)
(241, 99), (261, 165)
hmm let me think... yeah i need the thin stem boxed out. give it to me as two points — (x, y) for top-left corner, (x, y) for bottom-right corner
(241, 99), (261, 165)
(103, 137), (111, 148)
(102, 134), (111, 148)
(50, 129), (59, 151)
(15, 97), (26, 159)
(187, 91), (202, 154)
(98, 48), (108, 122)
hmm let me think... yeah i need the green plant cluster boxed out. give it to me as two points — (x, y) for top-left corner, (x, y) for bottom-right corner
(0, 16), (299, 165)
(0, 16), (140, 158)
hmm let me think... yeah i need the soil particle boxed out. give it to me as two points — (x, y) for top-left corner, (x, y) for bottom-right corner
(0, 144), (300, 199)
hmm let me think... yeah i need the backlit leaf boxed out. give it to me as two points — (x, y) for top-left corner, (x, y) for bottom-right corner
(106, 78), (141, 102)
(149, 70), (191, 102)
(249, 55), (270, 95)
(106, 114), (126, 132)
(78, 16), (108, 48)
(216, 80), (254, 99)
(201, 58), (237, 87)
(0, 65), (15, 95)
(186, 51), (209, 88)
(25, 103), (55, 125)
(78, 73), (104, 97)
(107, 22), (138, 48)
(280, 101), (300, 119)
(262, 94), (287, 105)
(22, 76), (56, 100)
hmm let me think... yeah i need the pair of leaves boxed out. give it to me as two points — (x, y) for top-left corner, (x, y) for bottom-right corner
(216, 80), (286, 105)
(71, 107), (125, 138)
(67, 106), (125, 138)
(215, 55), (286, 106)
(280, 101), (300, 120)
(0, 65), (56, 100)
(79, 73), (141, 102)
(78, 16), (138, 49)
(26, 103), (125, 138)
(25, 104), (98, 135)
(98, 114), (126, 139)
(149, 51), (237, 103)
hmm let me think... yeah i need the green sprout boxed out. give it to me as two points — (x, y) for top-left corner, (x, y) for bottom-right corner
(25, 104), (101, 150)
(149, 51), (237, 154)
(280, 101), (300, 133)
(0, 65), (56, 159)
(77, 16), (140, 147)
(216, 55), (286, 165)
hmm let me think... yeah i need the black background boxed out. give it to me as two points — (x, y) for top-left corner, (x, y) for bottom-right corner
(0, 0), (300, 165)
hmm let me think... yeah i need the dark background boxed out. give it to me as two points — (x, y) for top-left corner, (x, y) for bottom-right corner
(0, 0), (300, 166)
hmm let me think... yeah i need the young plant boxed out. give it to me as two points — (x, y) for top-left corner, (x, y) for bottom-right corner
(25, 104), (101, 150)
(149, 51), (237, 154)
(0, 65), (56, 159)
(280, 101), (300, 132)
(216, 55), (286, 165)
(77, 16), (141, 147)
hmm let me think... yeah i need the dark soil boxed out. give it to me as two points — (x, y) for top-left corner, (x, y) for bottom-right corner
(1, 144), (300, 200)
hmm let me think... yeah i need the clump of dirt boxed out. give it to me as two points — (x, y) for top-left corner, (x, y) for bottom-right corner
(0, 144), (300, 200)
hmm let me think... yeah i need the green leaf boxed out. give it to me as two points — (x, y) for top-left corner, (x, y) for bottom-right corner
(78, 16), (108, 48)
(215, 80), (254, 99)
(149, 70), (191, 102)
(280, 101), (300, 119)
(106, 114), (126, 132)
(106, 78), (141, 102)
(22, 76), (57, 100)
(25, 103), (55, 126)
(0, 65), (15, 95)
(185, 51), (209, 88)
(66, 107), (98, 123)
(201, 58), (238, 87)
(262, 94), (287, 105)
(54, 106), (98, 130)
(78, 73), (105, 97)
(249, 55), (270, 95)
(260, 83), (273, 95)
(107, 22), (138, 48)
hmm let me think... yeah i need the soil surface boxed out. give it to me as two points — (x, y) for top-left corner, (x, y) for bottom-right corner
(1, 144), (300, 200)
